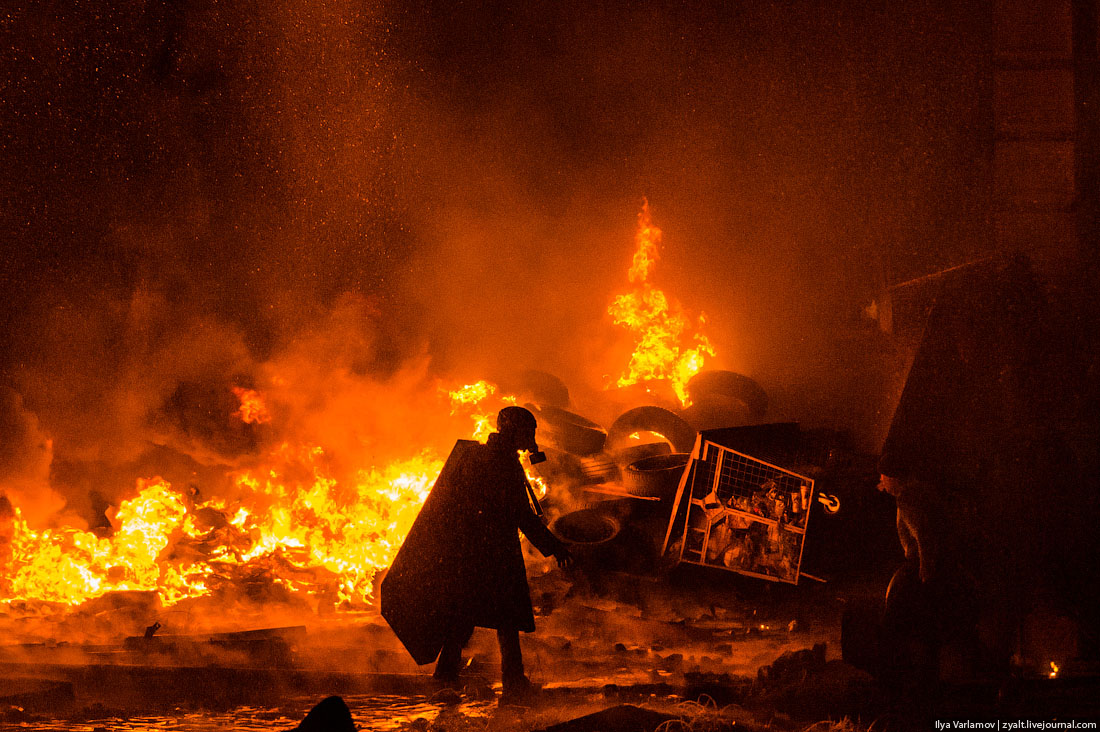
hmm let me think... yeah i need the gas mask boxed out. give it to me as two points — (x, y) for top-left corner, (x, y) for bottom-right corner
(516, 431), (546, 464)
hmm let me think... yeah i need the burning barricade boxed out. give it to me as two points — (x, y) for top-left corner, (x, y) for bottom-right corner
(0, 200), (839, 629)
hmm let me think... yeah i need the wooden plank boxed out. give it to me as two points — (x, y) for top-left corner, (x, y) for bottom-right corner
(661, 433), (701, 555)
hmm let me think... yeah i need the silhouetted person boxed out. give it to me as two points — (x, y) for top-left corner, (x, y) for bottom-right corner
(873, 256), (1074, 682)
(381, 406), (572, 702)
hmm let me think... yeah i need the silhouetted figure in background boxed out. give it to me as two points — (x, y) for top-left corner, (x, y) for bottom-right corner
(382, 406), (572, 702)
(864, 256), (1090, 687)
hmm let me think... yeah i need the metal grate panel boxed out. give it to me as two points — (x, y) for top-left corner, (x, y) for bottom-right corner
(666, 439), (815, 584)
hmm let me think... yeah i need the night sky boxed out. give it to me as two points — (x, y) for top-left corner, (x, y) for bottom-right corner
(1, 1), (992, 516)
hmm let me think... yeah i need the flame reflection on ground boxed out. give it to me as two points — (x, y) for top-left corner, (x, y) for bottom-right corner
(6, 694), (498, 732)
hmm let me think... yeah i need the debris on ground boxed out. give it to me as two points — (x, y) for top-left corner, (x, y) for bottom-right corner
(749, 643), (877, 722)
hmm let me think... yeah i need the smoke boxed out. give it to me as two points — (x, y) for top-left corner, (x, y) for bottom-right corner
(0, 388), (60, 526)
(385, 0), (988, 445)
(1, 0), (990, 524)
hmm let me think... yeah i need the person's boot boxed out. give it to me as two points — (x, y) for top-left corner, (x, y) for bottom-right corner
(497, 627), (540, 705)
(434, 630), (471, 689)
(500, 674), (541, 705)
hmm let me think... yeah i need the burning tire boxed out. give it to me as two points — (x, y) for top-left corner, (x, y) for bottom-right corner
(622, 453), (690, 501)
(606, 406), (697, 454)
(685, 370), (768, 422)
(528, 404), (608, 456)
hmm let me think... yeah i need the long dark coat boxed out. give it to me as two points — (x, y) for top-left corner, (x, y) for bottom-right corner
(380, 435), (563, 665)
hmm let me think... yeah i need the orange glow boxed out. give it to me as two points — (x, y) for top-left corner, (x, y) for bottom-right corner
(232, 386), (271, 424)
(609, 201), (714, 405)
(4, 201), (717, 614)
(1049, 661), (1060, 678)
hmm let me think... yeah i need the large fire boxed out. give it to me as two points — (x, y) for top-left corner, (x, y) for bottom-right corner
(0, 202), (707, 616)
(0, 379), (543, 610)
(609, 201), (714, 405)
(3, 443), (441, 609)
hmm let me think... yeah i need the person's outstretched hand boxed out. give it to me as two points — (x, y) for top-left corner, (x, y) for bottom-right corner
(555, 547), (575, 570)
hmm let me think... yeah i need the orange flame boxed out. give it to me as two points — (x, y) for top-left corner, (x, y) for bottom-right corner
(447, 381), (498, 442)
(448, 381), (544, 496)
(232, 387), (271, 424)
(3, 452), (442, 608)
(609, 201), (715, 405)
(6, 477), (209, 606)
(1, 378), (552, 611)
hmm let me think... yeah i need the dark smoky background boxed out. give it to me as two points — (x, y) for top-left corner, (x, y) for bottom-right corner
(0, 0), (990, 523)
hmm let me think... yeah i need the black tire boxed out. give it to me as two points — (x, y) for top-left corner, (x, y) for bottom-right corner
(528, 404), (608, 456)
(685, 370), (768, 422)
(502, 370), (570, 408)
(678, 397), (753, 431)
(550, 508), (623, 568)
(606, 406), (698, 454)
(622, 453), (691, 500)
(551, 508), (622, 545)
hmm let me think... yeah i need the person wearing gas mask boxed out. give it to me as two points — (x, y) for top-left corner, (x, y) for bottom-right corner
(381, 406), (573, 703)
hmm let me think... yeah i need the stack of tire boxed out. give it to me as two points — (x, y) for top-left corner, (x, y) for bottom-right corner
(518, 370), (770, 574)
(520, 370), (768, 486)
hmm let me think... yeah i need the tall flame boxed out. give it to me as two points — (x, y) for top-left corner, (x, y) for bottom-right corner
(609, 201), (714, 405)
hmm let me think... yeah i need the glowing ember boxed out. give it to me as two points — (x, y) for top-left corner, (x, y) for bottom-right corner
(608, 201), (714, 405)
(232, 386), (271, 424)
(1049, 661), (1060, 678)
